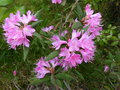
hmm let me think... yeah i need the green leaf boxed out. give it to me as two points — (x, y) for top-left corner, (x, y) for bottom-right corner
(55, 79), (63, 89)
(51, 75), (63, 88)
(108, 52), (114, 60)
(31, 20), (43, 27)
(72, 21), (82, 29)
(0, 0), (13, 6)
(111, 41), (119, 46)
(30, 77), (50, 85)
(111, 26), (116, 30)
(111, 63), (116, 68)
(102, 39), (108, 44)
(75, 3), (84, 20)
(23, 46), (29, 61)
(35, 9), (43, 18)
(45, 50), (59, 61)
(104, 60), (113, 65)
(51, 74), (55, 85)
(56, 72), (74, 81)
(61, 0), (66, 6)
(14, 6), (26, 14)
(83, 25), (89, 32)
(118, 34), (120, 39)
(34, 32), (42, 40)
(74, 70), (84, 80)
(104, 86), (111, 90)
(63, 81), (71, 90)
(0, 7), (7, 21)
(34, 32), (45, 49)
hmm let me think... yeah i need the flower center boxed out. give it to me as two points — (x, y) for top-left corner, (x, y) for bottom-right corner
(45, 67), (54, 74)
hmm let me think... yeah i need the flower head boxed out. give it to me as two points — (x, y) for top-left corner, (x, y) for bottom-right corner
(35, 57), (59, 78)
(85, 4), (94, 18)
(67, 30), (81, 52)
(51, 35), (67, 50)
(104, 65), (109, 72)
(71, 30), (81, 40)
(60, 30), (68, 37)
(59, 47), (70, 59)
(42, 25), (54, 32)
(84, 4), (102, 38)
(80, 49), (94, 63)
(52, 0), (62, 4)
(86, 13), (102, 27)
(60, 53), (83, 70)
(68, 38), (80, 52)
(79, 32), (95, 50)
(79, 32), (95, 62)
(13, 70), (17, 76)
(3, 10), (37, 49)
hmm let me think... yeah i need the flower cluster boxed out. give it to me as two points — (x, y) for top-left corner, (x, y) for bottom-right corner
(104, 65), (109, 72)
(42, 25), (54, 32)
(52, 0), (62, 4)
(35, 57), (59, 78)
(34, 4), (103, 78)
(83, 4), (102, 38)
(2, 4), (102, 79)
(3, 10), (37, 49)
(51, 30), (95, 70)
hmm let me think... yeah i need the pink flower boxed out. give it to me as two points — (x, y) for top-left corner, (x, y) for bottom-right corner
(60, 30), (68, 37)
(104, 65), (109, 72)
(86, 13), (102, 27)
(59, 47), (70, 59)
(42, 25), (54, 32)
(68, 38), (80, 52)
(51, 35), (67, 50)
(85, 4), (94, 18)
(66, 53), (83, 67)
(60, 60), (70, 71)
(75, 18), (79, 22)
(20, 10), (37, 24)
(88, 26), (102, 39)
(79, 32), (95, 51)
(71, 30), (81, 39)
(52, 0), (62, 4)
(13, 70), (17, 76)
(3, 10), (37, 49)
(79, 32), (95, 62)
(61, 53), (83, 69)
(67, 30), (80, 52)
(80, 49), (94, 63)
(35, 57), (59, 78)
(84, 4), (102, 38)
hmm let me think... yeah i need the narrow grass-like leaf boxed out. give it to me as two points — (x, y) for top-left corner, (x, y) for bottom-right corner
(30, 76), (50, 85)
(0, 7), (7, 21)
(72, 21), (83, 29)
(45, 50), (59, 61)
(83, 25), (89, 32)
(34, 32), (45, 49)
(63, 81), (71, 90)
(31, 20), (43, 27)
(23, 46), (29, 61)
(55, 79), (63, 89)
(74, 3), (85, 20)
(0, 0), (13, 6)
(35, 9), (43, 18)
(51, 74), (55, 85)
(75, 70), (84, 80)
(56, 72), (74, 81)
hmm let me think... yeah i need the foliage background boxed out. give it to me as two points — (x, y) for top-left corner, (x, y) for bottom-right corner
(0, 0), (120, 89)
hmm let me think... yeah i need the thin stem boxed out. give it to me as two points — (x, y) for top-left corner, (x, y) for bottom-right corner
(62, 0), (79, 27)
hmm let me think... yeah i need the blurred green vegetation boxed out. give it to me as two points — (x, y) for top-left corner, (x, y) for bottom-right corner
(0, 0), (120, 89)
